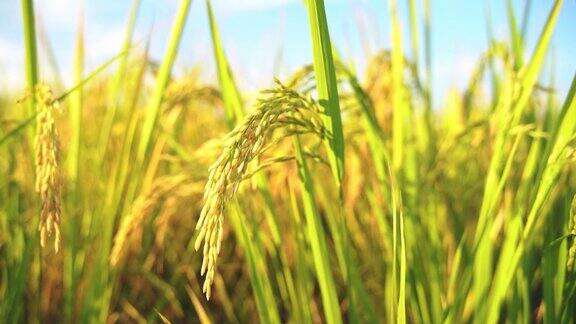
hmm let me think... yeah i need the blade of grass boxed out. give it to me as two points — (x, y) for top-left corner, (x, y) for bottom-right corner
(98, 0), (142, 164)
(57, 50), (133, 102)
(484, 0), (502, 110)
(487, 70), (574, 324)
(542, 197), (568, 323)
(506, 0), (524, 69)
(293, 136), (342, 324)
(0, 115), (36, 146)
(287, 182), (314, 324)
(407, 0), (419, 78)
(137, 0), (193, 163)
(424, 0), (433, 126)
(475, 0), (563, 243)
(304, 0), (345, 192)
(68, 1), (84, 184)
(64, 3), (85, 321)
(228, 201), (281, 324)
(520, 0), (533, 41)
(206, 0), (244, 127)
(305, 2), (367, 321)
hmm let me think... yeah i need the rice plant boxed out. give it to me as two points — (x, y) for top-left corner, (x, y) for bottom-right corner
(1, 0), (575, 323)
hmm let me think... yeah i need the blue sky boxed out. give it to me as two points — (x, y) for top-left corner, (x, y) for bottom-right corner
(1, 0), (575, 107)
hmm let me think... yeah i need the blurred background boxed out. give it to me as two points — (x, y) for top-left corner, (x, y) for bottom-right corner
(1, 0), (575, 103)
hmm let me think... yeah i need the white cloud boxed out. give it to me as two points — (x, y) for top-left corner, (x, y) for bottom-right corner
(37, 0), (81, 27)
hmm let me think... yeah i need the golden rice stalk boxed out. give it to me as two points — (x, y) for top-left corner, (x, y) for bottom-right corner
(34, 84), (62, 252)
(110, 174), (188, 266)
(195, 81), (326, 299)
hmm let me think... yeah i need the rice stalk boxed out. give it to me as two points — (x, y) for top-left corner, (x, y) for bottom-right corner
(20, 0), (39, 118)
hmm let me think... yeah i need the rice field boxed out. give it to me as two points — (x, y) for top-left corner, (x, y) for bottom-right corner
(1, 0), (576, 323)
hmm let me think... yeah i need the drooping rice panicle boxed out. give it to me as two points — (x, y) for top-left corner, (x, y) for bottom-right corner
(34, 84), (62, 252)
(195, 81), (326, 298)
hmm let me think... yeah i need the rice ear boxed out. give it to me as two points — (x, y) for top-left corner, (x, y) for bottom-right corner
(195, 81), (327, 297)
(35, 84), (62, 253)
